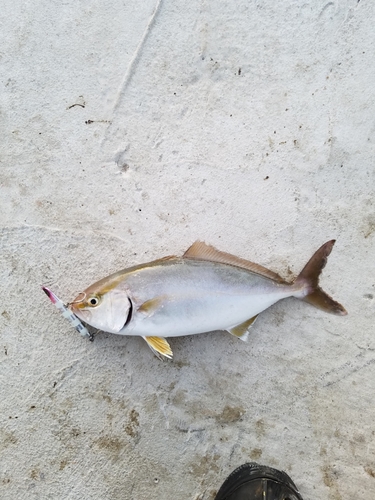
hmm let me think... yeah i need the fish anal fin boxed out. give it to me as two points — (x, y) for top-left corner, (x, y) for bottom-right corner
(183, 241), (286, 284)
(228, 315), (259, 342)
(143, 336), (173, 359)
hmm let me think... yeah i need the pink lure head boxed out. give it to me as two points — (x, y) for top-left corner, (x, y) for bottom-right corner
(42, 286), (58, 304)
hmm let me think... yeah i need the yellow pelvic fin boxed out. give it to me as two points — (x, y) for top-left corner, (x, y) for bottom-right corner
(183, 241), (286, 284)
(227, 315), (259, 342)
(143, 336), (173, 359)
(137, 297), (165, 315)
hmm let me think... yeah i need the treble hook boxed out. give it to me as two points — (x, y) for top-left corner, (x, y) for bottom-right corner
(67, 292), (87, 306)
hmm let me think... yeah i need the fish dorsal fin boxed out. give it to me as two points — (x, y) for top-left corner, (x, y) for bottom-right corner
(183, 241), (286, 283)
(159, 255), (177, 262)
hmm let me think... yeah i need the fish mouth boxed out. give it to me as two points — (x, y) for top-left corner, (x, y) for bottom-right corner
(71, 306), (91, 323)
(122, 298), (133, 329)
(68, 297), (89, 320)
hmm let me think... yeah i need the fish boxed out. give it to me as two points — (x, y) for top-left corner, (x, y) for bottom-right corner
(69, 240), (347, 359)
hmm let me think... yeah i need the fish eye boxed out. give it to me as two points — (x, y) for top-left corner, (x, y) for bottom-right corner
(88, 296), (100, 307)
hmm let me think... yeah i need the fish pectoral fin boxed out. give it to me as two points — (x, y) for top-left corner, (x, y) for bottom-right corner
(137, 297), (165, 316)
(227, 315), (259, 342)
(143, 336), (173, 360)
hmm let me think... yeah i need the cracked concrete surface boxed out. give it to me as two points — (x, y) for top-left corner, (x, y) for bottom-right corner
(1, 1), (375, 499)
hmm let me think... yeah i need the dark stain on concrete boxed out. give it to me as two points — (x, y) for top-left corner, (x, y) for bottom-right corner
(273, 310), (286, 326)
(363, 215), (375, 239)
(102, 394), (112, 404)
(322, 465), (342, 500)
(190, 453), (220, 476)
(216, 405), (244, 424)
(1, 310), (10, 320)
(30, 469), (43, 481)
(59, 459), (69, 471)
(70, 428), (81, 438)
(364, 465), (375, 478)
(255, 419), (266, 439)
(95, 435), (126, 462)
(0, 431), (18, 451)
(250, 448), (263, 460)
(174, 360), (190, 369)
(172, 389), (187, 406)
(207, 489), (219, 499)
(125, 409), (140, 438)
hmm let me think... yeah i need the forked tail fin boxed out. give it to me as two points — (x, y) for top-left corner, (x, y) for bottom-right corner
(294, 240), (347, 315)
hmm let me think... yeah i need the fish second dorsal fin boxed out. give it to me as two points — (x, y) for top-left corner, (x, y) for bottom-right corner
(183, 241), (287, 284)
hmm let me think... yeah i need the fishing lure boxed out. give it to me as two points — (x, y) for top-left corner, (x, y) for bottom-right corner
(42, 286), (93, 341)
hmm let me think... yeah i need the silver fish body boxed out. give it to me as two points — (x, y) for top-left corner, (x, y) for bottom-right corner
(123, 259), (299, 336)
(70, 241), (346, 358)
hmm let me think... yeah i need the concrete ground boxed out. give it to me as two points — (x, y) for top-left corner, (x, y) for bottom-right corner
(1, 1), (374, 499)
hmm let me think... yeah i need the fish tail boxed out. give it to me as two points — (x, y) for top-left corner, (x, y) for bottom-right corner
(293, 240), (347, 315)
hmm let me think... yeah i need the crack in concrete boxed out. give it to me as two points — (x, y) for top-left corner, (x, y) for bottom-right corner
(1, 224), (129, 244)
(319, 349), (375, 388)
(102, 0), (164, 146)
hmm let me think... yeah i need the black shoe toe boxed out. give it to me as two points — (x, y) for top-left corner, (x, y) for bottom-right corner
(214, 462), (304, 500)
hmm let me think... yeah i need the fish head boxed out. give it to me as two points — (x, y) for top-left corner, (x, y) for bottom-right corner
(69, 281), (131, 334)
